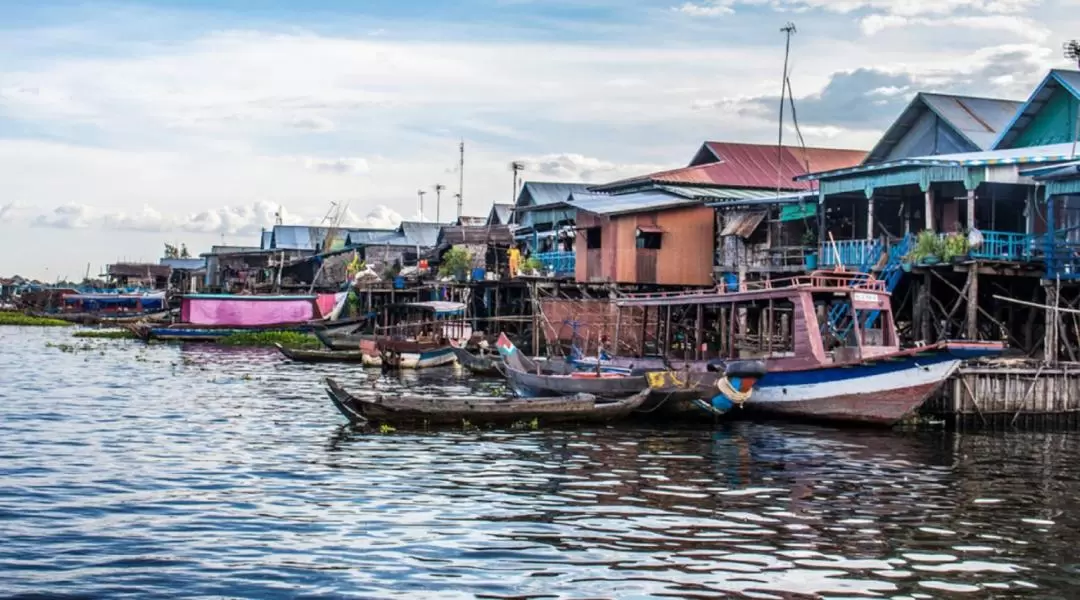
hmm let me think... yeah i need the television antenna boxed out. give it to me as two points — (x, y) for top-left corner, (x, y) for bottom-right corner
(434, 183), (446, 223)
(417, 189), (427, 222)
(1066, 40), (1080, 158)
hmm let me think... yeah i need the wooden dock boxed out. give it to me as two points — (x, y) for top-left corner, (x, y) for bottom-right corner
(925, 360), (1080, 428)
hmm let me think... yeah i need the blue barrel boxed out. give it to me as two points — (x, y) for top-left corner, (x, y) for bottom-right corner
(723, 273), (738, 292)
(393, 276), (405, 289)
(471, 268), (485, 281)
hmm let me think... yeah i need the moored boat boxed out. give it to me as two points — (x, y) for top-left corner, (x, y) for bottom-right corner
(276, 343), (372, 364)
(132, 294), (353, 342)
(449, 346), (502, 376)
(497, 333), (649, 398)
(375, 301), (471, 370)
(325, 377), (650, 426)
(612, 270), (1004, 425)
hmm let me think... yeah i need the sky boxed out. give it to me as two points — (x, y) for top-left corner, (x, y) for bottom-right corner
(0, 0), (1077, 280)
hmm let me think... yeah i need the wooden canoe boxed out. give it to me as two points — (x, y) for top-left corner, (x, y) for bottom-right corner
(449, 347), (502, 376)
(498, 335), (647, 398)
(275, 343), (373, 363)
(325, 378), (649, 426)
(314, 329), (373, 351)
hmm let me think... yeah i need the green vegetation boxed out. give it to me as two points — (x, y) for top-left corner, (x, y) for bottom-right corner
(521, 257), (543, 274)
(943, 232), (971, 262)
(378, 424), (396, 434)
(907, 230), (945, 264)
(439, 246), (473, 277)
(0, 312), (73, 327)
(72, 329), (137, 339)
(216, 331), (321, 348)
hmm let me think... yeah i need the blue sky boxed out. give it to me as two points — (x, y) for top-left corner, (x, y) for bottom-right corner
(0, 0), (1076, 279)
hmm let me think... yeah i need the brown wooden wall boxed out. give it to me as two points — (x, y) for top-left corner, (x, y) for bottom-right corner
(574, 205), (714, 286)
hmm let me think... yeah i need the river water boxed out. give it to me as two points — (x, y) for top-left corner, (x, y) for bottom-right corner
(1, 327), (1078, 599)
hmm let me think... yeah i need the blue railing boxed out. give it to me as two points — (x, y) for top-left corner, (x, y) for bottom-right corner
(1045, 241), (1080, 280)
(535, 251), (575, 276)
(819, 239), (884, 269)
(971, 231), (1035, 262)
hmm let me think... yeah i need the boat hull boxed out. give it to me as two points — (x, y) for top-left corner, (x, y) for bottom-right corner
(450, 347), (502, 376)
(381, 346), (456, 369)
(276, 344), (374, 364)
(325, 378), (649, 426)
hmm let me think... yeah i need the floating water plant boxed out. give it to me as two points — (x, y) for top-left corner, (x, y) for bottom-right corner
(72, 329), (137, 339)
(0, 313), (73, 327)
(216, 331), (321, 348)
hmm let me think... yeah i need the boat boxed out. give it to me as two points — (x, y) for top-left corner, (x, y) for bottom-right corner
(449, 346), (502, 376)
(375, 301), (471, 369)
(314, 329), (372, 351)
(497, 333), (649, 398)
(610, 270), (1004, 425)
(131, 294), (349, 342)
(276, 343), (371, 363)
(325, 377), (650, 426)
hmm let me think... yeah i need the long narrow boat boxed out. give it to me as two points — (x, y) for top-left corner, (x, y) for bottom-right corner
(611, 270), (1004, 426)
(132, 294), (350, 343)
(325, 378), (650, 426)
(276, 343), (371, 364)
(315, 329), (371, 351)
(449, 346), (502, 376)
(497, 334), (649, 398)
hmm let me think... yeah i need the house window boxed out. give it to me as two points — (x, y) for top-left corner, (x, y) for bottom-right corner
(636, 232), (662, 250)
(586, 227), (602, 249)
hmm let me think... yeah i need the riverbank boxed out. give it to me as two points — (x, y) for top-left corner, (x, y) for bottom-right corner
(0, 312), (72, 327)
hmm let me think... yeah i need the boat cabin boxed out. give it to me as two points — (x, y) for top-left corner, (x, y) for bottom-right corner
(376, 301), (472, 344)
(613, 271), (899, 369)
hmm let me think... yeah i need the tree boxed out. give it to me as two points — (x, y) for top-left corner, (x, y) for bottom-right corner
(163, 243), (179, 258)
(439, 246), (473, 277)
(180, 244), (190, 258)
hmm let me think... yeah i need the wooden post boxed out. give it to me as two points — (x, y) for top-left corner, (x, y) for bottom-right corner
(921, 272), (933, 342)
(695, 303), (704, 361)
(640, 305), (649, 356)
(530, 280), (539, 357)
(866, 194), (875, 240)
(614, 303), (623, 358)
(663, 305), (672, 358)
(967, 188), (976, 230)
(966, 265), (979, 340)
(720, 306), (728, 359)
(1045, 282), (1060, 366)
(924, 188), (934, 230)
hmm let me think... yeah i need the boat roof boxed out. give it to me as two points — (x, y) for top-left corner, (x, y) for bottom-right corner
(615, 271), (890, 307)
(182, 294), (317, 301)
(405, 301), (466, 315)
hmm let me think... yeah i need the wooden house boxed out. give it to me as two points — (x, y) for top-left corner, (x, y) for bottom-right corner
(511, 182), (590, 277)
(105, 263), (172, 289)
(434, 224), (513, 276)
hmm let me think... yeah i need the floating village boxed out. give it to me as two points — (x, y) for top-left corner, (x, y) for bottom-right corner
(6, 68), (1080, 430)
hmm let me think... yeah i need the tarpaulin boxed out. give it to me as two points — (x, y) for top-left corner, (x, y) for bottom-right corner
(181, 296), (315, 326)
(316, 293), (339, 318)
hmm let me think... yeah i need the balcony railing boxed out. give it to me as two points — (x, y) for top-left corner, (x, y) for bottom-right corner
(818, 239), (884, 269)
(971, 231), (1036, 262)
(535, 251), (575, 277)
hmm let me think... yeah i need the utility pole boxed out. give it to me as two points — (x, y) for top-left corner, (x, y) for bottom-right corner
(1065, 40), (1080, 158)
(458, 140), (465, 220)
(417, 189), (427, 222)
(776, 22), (796, 195)
(434, 184), (445, 223)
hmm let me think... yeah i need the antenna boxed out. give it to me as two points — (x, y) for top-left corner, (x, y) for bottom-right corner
(777, 22), (797, 195)
(510, 161), (525, 205)
(458, 140), (465, 220)
(434, 184), (445, 223)
(1065, 41), (1080, 159)
(417, 189), (427, 222)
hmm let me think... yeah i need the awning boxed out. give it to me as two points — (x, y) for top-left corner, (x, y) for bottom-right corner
(636, 225), (664, 234)
(720, 211), (767, 238)
(779, 202), (817, 222)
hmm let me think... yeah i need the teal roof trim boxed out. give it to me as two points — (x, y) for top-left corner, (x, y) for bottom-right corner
(1047, 179), (1080, 196)
(992, 70), (1080, 149)
(819, 165), (975, 196)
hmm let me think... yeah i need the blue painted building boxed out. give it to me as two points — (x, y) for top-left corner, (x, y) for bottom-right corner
(511, 182), (591, 276)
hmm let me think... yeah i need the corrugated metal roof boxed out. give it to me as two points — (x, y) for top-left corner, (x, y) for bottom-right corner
(659, 186), (785, 200)
(260, 230), (273, 250)
(159, 258), (207, 270)
(1025, 160), (1080, 181)
(437, 225), (513, 246)
(399, 221), (442, 247)
(719, 211), (767, 238)
(567, 190), (701, 216)
(516, 182), (592, 210)
(995, 69), (1080, 149)
(343, 228), (398, 246)
(272, 225), (332, 251)
(866, 93), (1022, 163)
(596, 143), (865, 192)
(487, 203), (513, 225)
(706, 192), (814, 208)
(455, 216), (486, 226)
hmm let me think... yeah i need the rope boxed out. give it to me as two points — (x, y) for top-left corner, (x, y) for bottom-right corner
(716, 375), (752, 405)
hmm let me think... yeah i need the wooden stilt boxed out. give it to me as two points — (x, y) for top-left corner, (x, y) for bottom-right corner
(966, 265), (979, 340)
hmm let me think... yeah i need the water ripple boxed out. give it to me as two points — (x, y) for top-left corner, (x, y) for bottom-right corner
(1, 327), (1078, 597)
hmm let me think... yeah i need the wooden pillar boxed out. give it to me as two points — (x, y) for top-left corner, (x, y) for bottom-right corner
(866, 194), (875, 240)
(663, 305), (673, 358)
(920, 272), (933, 342)
(640, 305), (649, 356)
(614, 303), (623, 358)
(924, 188), (935, 231)
(1045, 282), (1060, 365)
(695, 304), (704, 361)
(965, 265), (979, 340)
(966, 188), (976, 230)
(530, 280), (539, 357)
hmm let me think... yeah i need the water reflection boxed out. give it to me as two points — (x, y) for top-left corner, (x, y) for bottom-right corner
(0, 327), (1074, 598)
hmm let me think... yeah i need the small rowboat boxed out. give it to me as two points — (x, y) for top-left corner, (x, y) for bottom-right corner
(449, 347), (502, 376)
(325, 378), (650, 426)
(314, 329), (372, 351)
(497, 333), (647, 397)
(275, 343), (371, 364)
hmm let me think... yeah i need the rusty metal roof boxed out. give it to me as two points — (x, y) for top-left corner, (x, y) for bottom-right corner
(719, 211), (767, 238)
(596, 142), (866, 192)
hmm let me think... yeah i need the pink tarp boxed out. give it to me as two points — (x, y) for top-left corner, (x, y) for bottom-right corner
(181, 297), (316, 326)
(316, 294), (338, 318)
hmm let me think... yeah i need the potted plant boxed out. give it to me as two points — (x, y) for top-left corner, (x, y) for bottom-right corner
(438, 246), (473, 281)
(907, 230), (944, 266)
(522, 257), (543, 276)
(942, 231), (970, 263)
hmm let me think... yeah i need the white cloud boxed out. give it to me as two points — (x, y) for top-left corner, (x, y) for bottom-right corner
(30, 200), (299, 235)
(302, 156), (371, 175)
(520, 153), (675, 182)
(32, 204), (96, 229)
(673, 1), (737, 16)
(341, 205), (404, 229)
